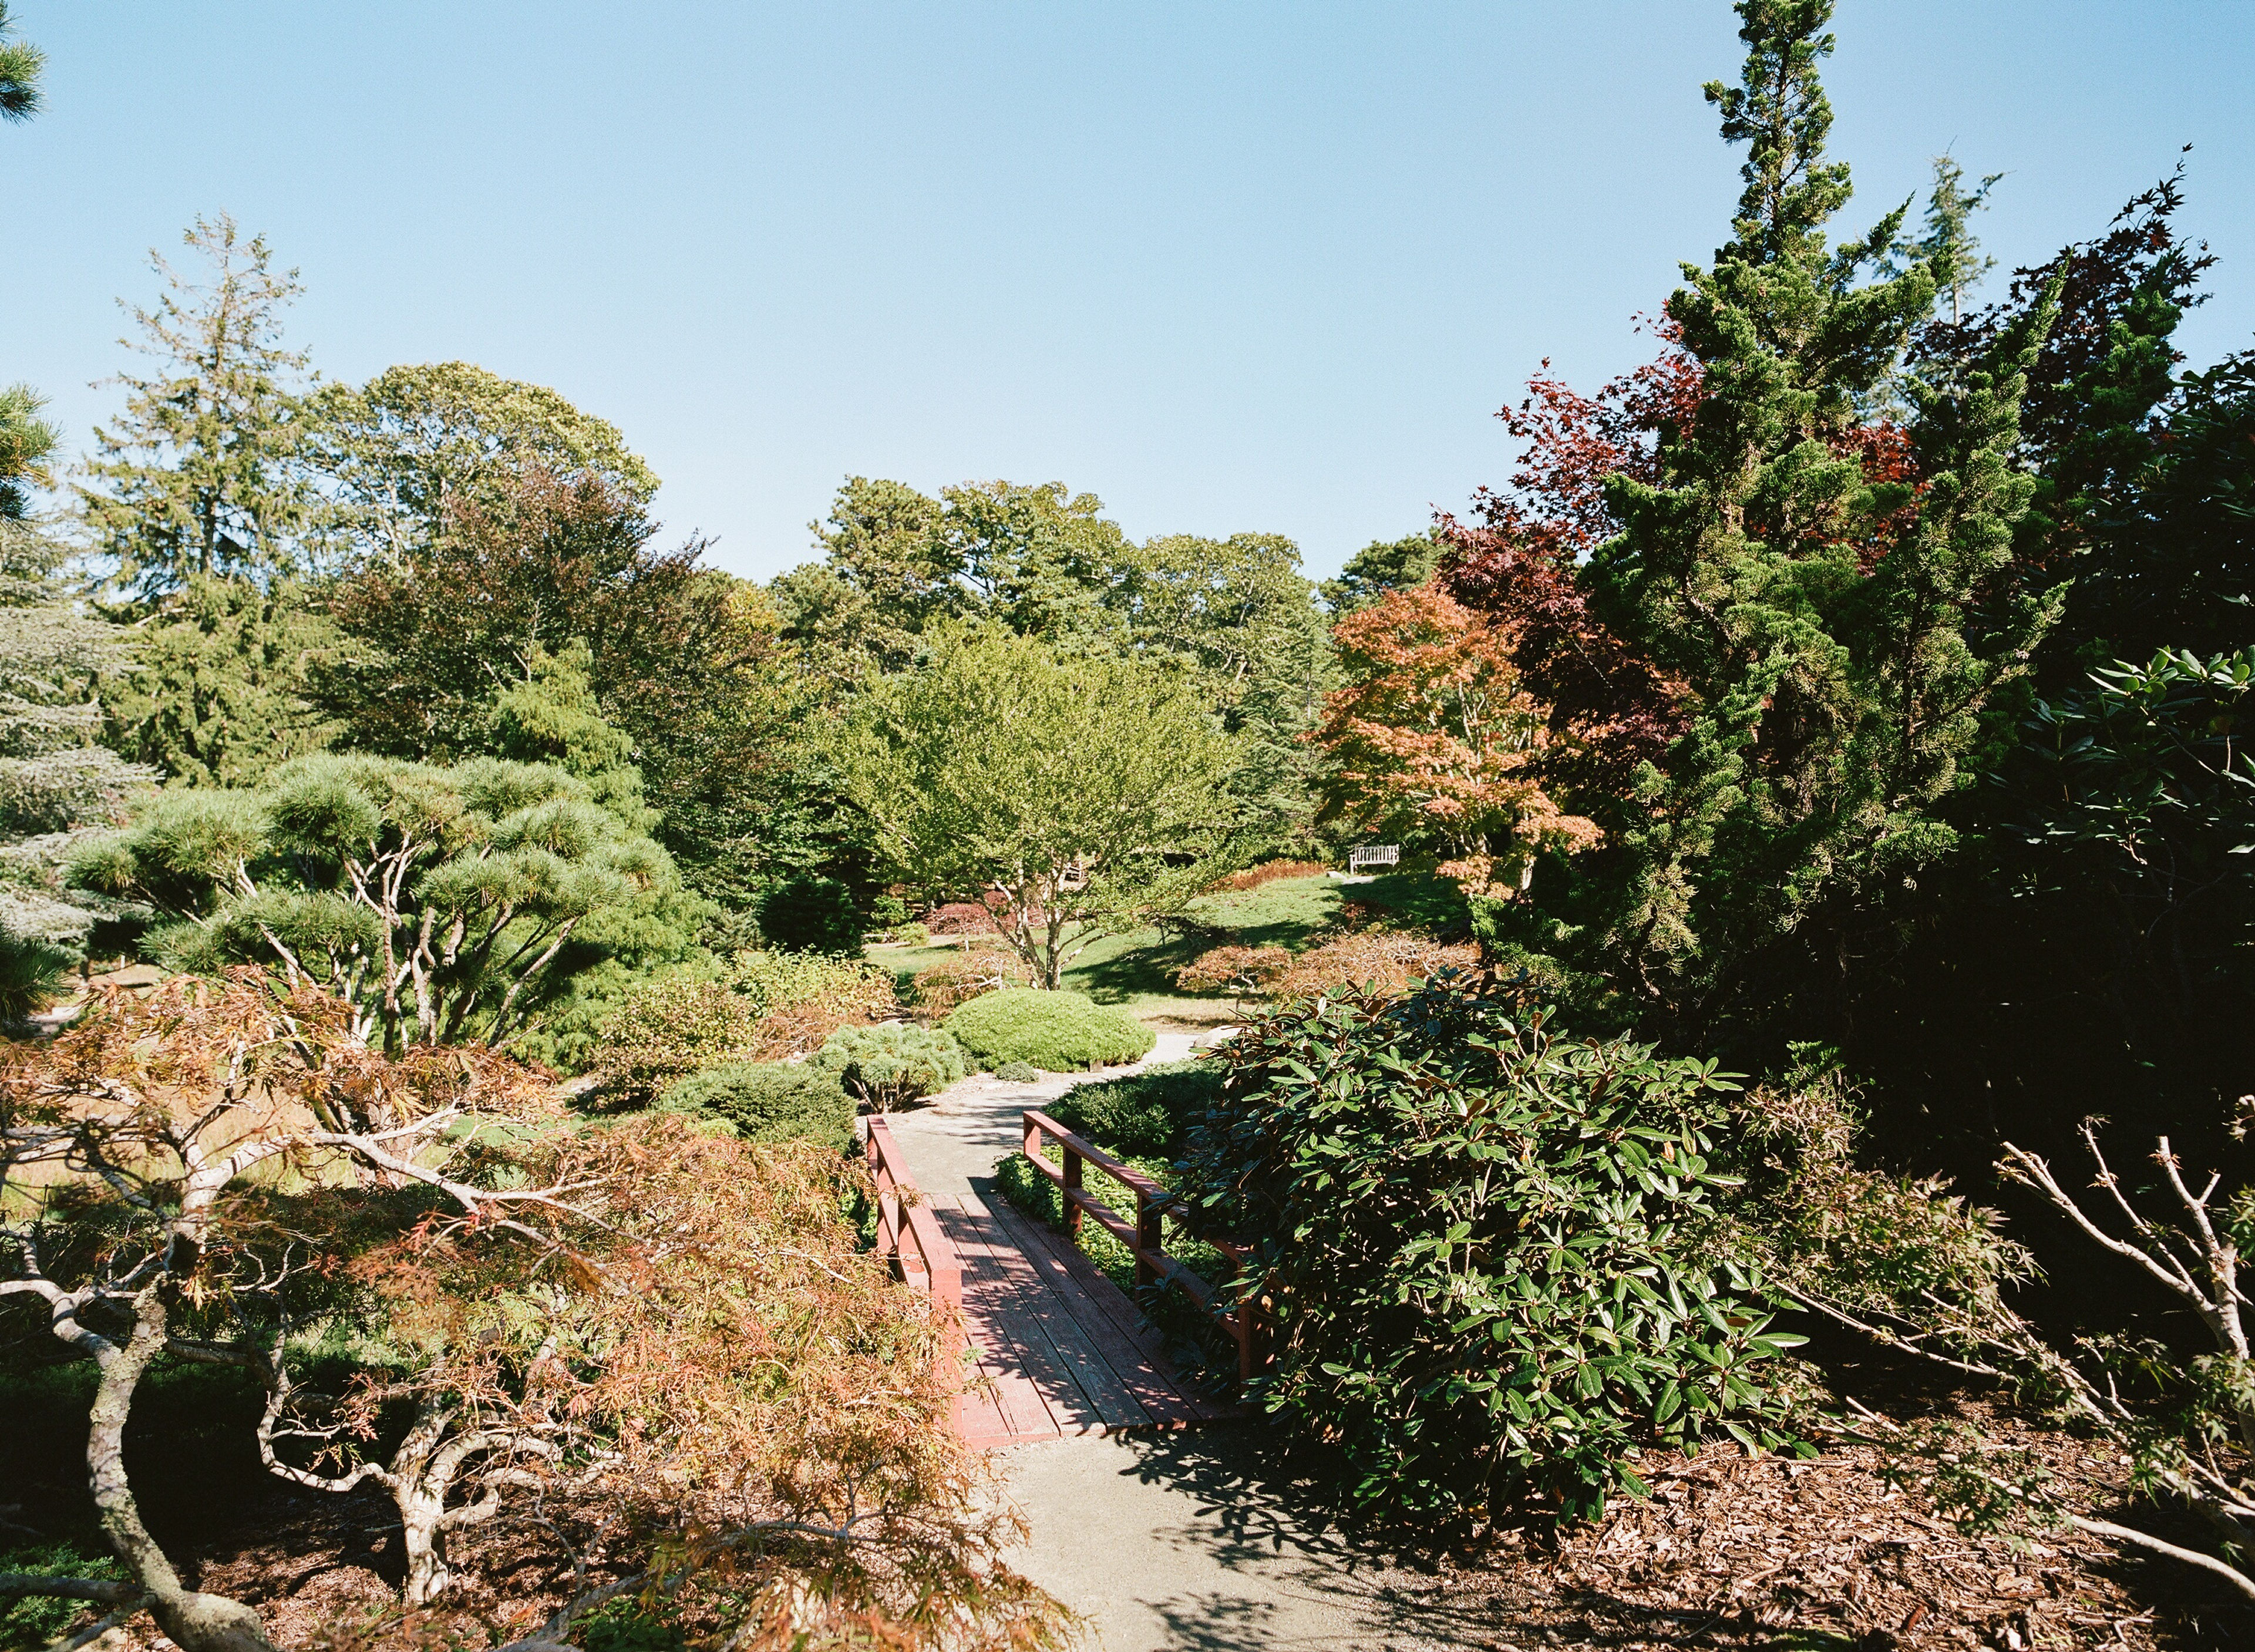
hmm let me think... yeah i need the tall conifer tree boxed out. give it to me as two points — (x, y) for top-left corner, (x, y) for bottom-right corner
(76, 216), (317, 595)
(1517, 0), (2055, 1035)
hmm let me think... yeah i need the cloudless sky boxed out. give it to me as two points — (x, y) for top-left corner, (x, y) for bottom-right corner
(9, 2), (2253, 583)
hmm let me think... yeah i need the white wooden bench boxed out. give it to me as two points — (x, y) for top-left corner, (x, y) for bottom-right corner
(1346, 844), (1401, 874)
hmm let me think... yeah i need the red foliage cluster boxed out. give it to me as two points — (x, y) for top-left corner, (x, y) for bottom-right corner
(924, 901), (999, 936)
(1315, 585), (1600, 898)
(1439, 332), (1702, 786)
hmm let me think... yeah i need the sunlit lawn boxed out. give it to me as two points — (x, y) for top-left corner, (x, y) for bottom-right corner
(867, 873), (1361, 1019)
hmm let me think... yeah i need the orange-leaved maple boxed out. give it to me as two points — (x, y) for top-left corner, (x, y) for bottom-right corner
(1315, 583), (1598, 899)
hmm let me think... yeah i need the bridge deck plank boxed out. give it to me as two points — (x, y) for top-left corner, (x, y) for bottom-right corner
(941, 1193), (1236, 1446)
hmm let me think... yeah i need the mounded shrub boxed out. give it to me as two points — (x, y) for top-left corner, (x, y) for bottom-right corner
(757, 875), (864, 955)
(1045, 1060), (1221, 1159)
(944, 987), (1154, 1072)
(813, 1024), (967, 1112)
(994, 1060), (1039, 1084)
(656, 1061), (855, 1149)
(924, 901), (998, 937)
(1207, 859), (1329, 893)
(588, 975), (758, 1106)
(1183, 978), (1808, 1523)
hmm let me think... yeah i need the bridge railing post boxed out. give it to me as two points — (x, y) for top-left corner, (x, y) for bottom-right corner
(1021, 1106), (1273, 1380)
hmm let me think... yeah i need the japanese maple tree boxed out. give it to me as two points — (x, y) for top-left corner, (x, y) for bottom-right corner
(1314, 583), (1598, 898)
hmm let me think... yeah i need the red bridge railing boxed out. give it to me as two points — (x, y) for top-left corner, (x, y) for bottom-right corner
(867, 1115), (966, 1432)
(1020, 1108), (1269, 1381)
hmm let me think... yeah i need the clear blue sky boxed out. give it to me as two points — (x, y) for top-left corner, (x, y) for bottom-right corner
(9, 2), (2251, 583)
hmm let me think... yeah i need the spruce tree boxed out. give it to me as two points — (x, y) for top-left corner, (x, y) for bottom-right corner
(76, 215), (317, 595)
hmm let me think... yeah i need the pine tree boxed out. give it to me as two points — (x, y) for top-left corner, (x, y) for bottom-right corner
(0, 383), (56, 523)
(0, 1), (40, 122)
(76, 215), (317, 595)
(0, 5), (55, 525)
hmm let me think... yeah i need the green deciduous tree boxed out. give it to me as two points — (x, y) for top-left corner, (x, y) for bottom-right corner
(308, 466), (789, 905)
(301, 361), (658, 563)
(1319, 530), (1441, 616)
(778, 476), (1136, 682)
(836, 625), (1236, 988)
(1126, 531), (1338, 854)
(76, 216), (317, 594)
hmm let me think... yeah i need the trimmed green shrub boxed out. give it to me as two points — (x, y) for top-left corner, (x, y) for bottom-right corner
(1184, 978), (1808, 1523)
(944, 987), (1153, 1072)
(656, 1061), (854, 1149)
(1046, 1060), (1221, 1159)
(813, 1024), (967, 1112)
(994, 1060), (1039, 1083)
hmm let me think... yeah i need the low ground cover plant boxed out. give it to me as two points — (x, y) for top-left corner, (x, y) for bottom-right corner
(657, 1059), (856, 1147)
(1207, 859), (1330, 893)
(944, 986), (1154, 1072)
(813, 1023), (967, 1111)
(1182, 978), (1810, 1523)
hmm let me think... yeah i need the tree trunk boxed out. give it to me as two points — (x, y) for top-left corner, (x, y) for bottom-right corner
(398, 1487), (452, 1606)
(90, 1288), (277, 1652)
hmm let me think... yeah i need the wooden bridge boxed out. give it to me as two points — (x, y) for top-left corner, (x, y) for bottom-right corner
(867, 1113), (1258, 1449)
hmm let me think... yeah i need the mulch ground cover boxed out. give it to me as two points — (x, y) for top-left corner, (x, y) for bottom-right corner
(1358, 1349), (2249, 1651)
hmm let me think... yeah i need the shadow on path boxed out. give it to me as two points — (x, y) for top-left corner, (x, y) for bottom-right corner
(1002, 1425), (1503, 1652)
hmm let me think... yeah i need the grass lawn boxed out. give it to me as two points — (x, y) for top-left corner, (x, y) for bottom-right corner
(867, 870), (1469, 1021)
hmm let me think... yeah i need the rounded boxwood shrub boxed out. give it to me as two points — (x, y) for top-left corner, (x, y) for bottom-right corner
(994, 1060), (1040, 1084)
(943, 987), (1154, 1072)
(655, 1061), (854, 1149)
(813, 1024), (967, 1111)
